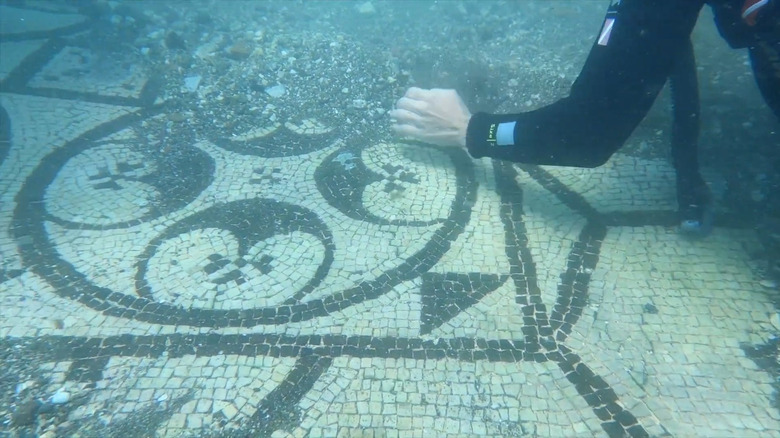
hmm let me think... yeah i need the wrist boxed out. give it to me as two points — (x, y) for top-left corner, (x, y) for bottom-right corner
(464, 112), (492, 158)
(459, 115), (471, 148)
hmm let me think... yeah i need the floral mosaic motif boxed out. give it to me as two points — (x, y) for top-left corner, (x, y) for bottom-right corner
(42, 134), (214, 229)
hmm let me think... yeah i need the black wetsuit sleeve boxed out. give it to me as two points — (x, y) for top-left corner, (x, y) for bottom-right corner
(465, 0), (706, 168)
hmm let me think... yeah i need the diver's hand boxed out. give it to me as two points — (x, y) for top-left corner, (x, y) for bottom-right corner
(389, 87), (472, 148)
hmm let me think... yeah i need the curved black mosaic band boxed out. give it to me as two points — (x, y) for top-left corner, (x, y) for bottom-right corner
(14, 122), (478, 327)
(135, 198), (335, 304)
(212, 126), (342, 158)
(316, 144), (447, 227)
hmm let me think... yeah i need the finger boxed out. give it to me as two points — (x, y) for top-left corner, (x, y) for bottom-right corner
(391, 122), (423, 138)
(405, 87), (429, 99)
(395, 97), (428, 114)
(389, 108), (424, 125)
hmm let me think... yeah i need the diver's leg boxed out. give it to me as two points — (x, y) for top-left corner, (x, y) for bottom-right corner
(670, 37), (713, 236)
(749, 41), (780, 279)
(749, 41), (780, 119)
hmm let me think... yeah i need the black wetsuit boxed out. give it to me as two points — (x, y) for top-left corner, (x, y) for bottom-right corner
(466, 0), (780, 171)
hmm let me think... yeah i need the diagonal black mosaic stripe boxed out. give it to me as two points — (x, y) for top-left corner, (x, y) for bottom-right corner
(557, 348), (650, 438)
(492, 161), (547, 355)
(495, 162), (650, 437)
(517, 163), (750, 230)
(249, 355), (333, 435)
(516, 164), (604, 223)
(549, 221), (606, 342)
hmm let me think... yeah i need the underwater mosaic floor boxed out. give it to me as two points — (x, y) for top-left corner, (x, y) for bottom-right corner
(2, 2), (780, 438)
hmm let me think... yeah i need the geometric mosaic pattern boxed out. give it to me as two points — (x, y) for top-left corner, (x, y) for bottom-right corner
(1, 2), (779, 438)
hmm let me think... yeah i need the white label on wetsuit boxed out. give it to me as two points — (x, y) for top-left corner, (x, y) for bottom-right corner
(598, 17), (615, 46)
(496, 121), (516, 146)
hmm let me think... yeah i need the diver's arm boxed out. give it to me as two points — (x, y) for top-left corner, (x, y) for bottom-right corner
(466, 0), (706, 167)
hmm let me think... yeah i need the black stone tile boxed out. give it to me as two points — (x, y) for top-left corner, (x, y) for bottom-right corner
(521, 326), (538, 336)
(614, 410), (638, 427)
(602, 421), (625, 438)
(626, 424), (650, 438)
(458, 350), (474, 361)
(606, 402), (622, 415)
(593, 406), (611, 421)
(588, 376), (609, 389)
(539, 326), (554, 336)
(582, 391), (600, 407)
(427, 349), (445, 360)
(540, 337), (556, 351)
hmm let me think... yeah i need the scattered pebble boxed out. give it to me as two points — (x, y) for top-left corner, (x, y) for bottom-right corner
(183, 75), (201, 93)
(15, 380), (33, 395)
(226, 40), (253, 60)
(49, 389), (70, 405)
(357, 1), (376, 14)
(168, 112), (188, 122)
(265, 84), (286, 98)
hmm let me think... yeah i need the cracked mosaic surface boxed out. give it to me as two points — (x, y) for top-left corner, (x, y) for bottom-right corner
(1, 1), (779, 437)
